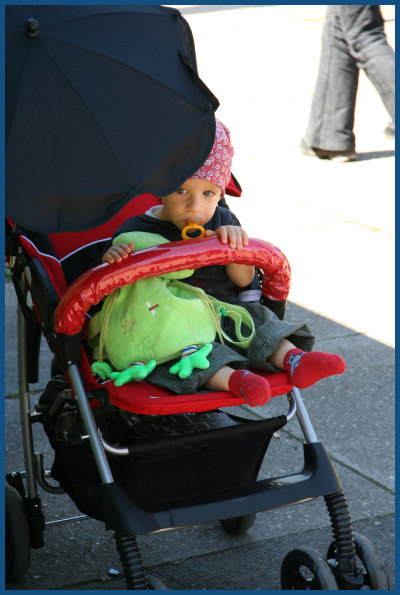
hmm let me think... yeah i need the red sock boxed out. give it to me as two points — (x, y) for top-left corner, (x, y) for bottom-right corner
(228, 369), (271, 406)
(283, 348), (346, 388)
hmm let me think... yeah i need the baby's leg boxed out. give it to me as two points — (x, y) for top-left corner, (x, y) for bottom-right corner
(268, 338), (296, 369)
(205, 366), (271, 406)
(269, 338), (346, 388)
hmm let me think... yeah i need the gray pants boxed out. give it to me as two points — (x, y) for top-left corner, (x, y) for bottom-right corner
(305, 5), (395, 152)
(147, 302), (315, 395)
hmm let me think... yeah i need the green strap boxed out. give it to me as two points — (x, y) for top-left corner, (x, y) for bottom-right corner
(96, 289), (120, 363)
(169, 280), (255, 349)
(208, 296), (255, 349)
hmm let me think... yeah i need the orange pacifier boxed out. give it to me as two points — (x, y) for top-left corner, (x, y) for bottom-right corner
(181, 220), (206, 240)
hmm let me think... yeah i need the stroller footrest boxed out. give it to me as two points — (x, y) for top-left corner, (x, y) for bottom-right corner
(146, 442), (342, 533)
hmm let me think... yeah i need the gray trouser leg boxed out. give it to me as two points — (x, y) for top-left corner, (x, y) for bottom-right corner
(306, 5), (394, 151)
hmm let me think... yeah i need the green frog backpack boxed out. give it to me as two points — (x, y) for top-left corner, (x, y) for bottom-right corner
(88, 232), (255, 386)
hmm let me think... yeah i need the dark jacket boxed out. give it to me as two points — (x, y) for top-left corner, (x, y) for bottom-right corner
(108, 205), (258, 303)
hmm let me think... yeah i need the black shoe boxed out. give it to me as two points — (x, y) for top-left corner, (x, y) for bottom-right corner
(384, 122), (395, 140)
(300, 138), (357, 162)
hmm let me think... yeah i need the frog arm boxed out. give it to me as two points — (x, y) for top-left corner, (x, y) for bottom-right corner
(113, 231), (169, 250)
(110, 360), (157, 386)
(113, 231), (193, 279)
(162, 269), (193, 280)
(169, 344), (213, 379)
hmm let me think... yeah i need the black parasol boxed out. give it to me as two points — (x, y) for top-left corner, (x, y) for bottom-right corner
(6, 5), (219, 233)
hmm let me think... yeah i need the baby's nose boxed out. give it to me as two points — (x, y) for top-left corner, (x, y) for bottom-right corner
(187, 193), (202, 209)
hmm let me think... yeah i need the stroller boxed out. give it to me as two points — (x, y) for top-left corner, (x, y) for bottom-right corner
(5, 5), (389, 591)
(5, 191), (390, 589)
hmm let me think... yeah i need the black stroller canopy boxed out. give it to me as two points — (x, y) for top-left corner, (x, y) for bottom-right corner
(6, 5), (219, 233)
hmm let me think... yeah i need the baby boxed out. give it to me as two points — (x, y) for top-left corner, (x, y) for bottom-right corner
(100, 120), (345, 406)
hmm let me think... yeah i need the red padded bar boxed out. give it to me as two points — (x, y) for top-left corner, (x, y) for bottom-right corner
(54, 237), (291, 336)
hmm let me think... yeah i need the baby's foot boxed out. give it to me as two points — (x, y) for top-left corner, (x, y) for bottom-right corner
(283, 348), (346, 388)
(228, 369), (271, 406)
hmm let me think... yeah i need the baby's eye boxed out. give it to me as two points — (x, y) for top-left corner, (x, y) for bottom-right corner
(176, 187), (187, 195)
(203, 190), (215, 197)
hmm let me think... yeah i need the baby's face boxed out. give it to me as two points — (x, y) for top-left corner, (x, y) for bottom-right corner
(159, 178), (222, 229)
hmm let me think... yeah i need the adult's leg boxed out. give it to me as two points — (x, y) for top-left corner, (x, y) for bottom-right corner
(339, 5), (395, 124)
(305, 6), (359, 152)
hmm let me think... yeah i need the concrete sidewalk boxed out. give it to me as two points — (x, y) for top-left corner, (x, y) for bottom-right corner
(5, 5), (395, 591)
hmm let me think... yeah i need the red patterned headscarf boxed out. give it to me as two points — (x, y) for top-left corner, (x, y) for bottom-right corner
(190, 119), (233, 195)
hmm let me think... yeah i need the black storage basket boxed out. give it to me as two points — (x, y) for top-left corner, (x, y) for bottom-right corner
(39, 389), (286, 521)
(117, 410), (287, 506)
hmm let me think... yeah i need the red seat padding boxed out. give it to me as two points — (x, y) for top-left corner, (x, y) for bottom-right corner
(80, 344), (292, 415)
(106, 371), (292, 415)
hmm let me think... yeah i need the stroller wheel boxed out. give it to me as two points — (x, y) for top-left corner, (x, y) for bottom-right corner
(327, 532), (389, 590)
(5, 483), (31, 582)
(220, 513), (256, 535)
(281, 546), (338, 590)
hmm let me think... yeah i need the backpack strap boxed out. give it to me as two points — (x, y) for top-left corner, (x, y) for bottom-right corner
(169, 280), (255, 349)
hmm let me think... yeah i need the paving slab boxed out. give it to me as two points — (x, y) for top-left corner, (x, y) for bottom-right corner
(280, 302), (395, 490)
(10, 511), (393, 590)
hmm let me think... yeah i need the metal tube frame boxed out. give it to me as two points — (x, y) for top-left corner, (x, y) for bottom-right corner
(291, 386), (319, 443)
(17, 274), (39, 499)
(67, 364), (114, 484)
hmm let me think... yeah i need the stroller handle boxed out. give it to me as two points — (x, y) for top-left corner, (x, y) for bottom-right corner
(54, 237), (291, 336)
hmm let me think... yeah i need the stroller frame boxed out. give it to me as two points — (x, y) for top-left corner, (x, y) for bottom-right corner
(6, 225), (389, 590)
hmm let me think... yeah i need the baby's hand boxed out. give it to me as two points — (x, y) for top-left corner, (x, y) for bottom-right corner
(102, 242), (134, 264)
(205, 226), (249, 249)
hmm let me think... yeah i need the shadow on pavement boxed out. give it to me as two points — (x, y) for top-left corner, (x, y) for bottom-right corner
(356, 150), (395, 161)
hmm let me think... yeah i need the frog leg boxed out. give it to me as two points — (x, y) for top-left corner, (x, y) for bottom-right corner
(169, 344), (213, 379)
(111, 360), (157, 387)
(91, 361), (115, 381)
